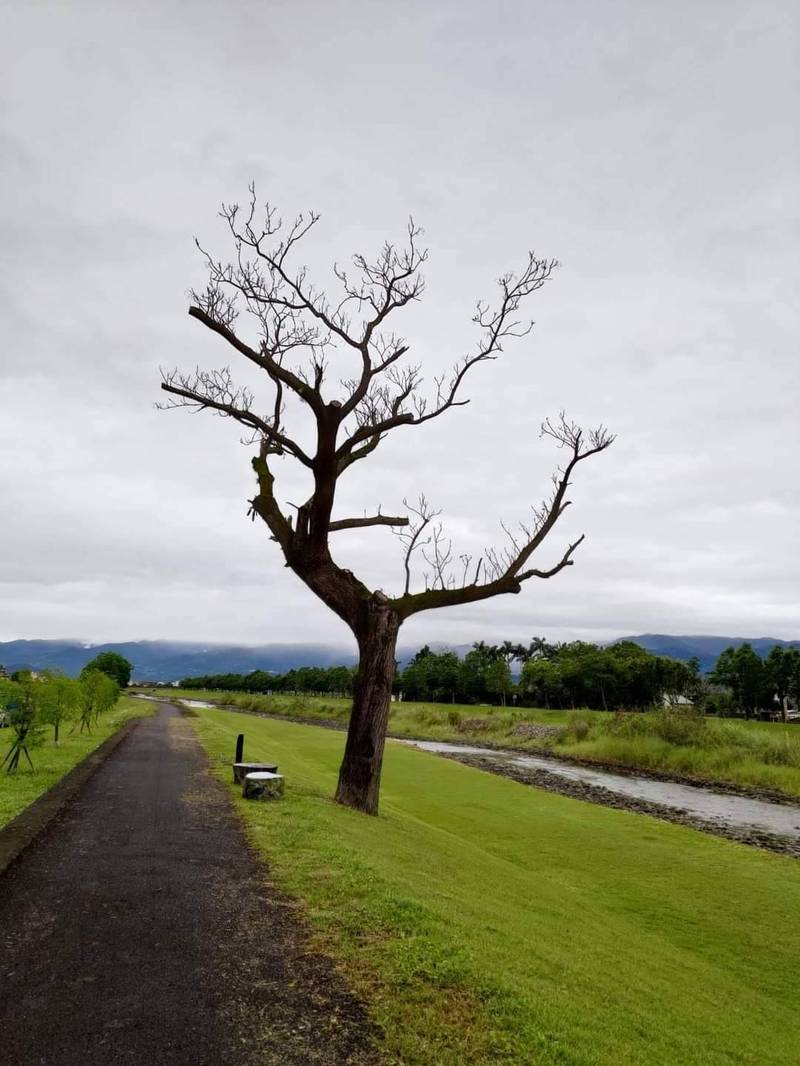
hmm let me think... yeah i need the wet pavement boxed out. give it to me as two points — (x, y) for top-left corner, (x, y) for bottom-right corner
(0, 703), (380, 1066)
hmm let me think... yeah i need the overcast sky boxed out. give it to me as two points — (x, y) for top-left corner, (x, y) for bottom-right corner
(1, 0), (797, 651)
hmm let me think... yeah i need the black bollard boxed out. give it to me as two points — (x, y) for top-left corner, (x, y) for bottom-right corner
(235, 733), (244, 764)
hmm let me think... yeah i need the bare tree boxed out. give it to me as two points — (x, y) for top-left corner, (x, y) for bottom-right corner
(160, 187), (614, 814)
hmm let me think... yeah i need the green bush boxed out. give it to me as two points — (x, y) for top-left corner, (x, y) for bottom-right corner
(561, 711), (593, 743)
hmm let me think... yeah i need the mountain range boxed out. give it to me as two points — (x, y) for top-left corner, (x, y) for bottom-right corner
(1, 634), (798, 681)
(610, 634), (800, 674)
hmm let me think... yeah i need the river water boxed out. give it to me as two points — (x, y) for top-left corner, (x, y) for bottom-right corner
(394, 739), (800, 842)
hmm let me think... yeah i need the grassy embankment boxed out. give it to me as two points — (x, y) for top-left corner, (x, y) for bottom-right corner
(162, 687), (800, 798)
(0, 696), (151, 829)
(192, 707), (800, 1065)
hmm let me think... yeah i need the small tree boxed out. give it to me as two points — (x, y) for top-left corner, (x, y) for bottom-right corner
(161, 189), (614, 813)
(76, 671), (119, 734)
(1, 673), (44, 773)
(486, 657), (513, 707)
(81, 651), (132, 688)
(40, 672), (81, 745)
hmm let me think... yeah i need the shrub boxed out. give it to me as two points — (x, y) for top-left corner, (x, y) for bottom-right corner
(559, 712), (594, 744)
(651, 707), (709, 746)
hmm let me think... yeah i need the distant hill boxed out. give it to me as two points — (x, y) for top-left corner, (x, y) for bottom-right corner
(616, 634), (800, 674)
(0, 638), (472, 682)
(0, 640), (358, 682)
(2, 635), (797, 682)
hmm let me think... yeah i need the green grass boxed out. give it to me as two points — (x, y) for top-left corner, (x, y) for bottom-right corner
(191, 707), (800, 1065)
(0, 697), (152, 830)
(160, 687), (800, 798)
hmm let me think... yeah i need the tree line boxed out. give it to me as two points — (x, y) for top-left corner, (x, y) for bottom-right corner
(176, 639), (800, 718)
(179, 665), (357, 697)
(0, 653), (127, 772)
(399, 640), (702, 710)
(178, 639), (699, 711)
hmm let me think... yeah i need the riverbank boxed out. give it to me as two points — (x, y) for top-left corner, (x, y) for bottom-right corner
(432, 748), (800, 858)
(161, 694), (800, 857)
(157, 690), (800, 807)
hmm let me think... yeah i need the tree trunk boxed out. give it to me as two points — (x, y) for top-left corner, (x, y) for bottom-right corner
(335, 606), (400, 815)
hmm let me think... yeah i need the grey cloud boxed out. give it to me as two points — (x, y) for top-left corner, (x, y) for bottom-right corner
(1, 0), (797, 646)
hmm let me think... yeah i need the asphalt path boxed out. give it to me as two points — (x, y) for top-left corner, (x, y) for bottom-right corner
(0, 703), (380, 1065)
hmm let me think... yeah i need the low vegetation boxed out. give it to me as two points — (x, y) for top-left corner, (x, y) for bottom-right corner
(191, 708), (800, 1065)
(0, 696), (150, 830)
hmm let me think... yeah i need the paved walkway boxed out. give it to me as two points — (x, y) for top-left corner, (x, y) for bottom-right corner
(0, 704), (380, 1065)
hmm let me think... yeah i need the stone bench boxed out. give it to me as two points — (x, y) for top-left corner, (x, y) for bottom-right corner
(232, 761), (278, 785)
(242, 771), (284, 800)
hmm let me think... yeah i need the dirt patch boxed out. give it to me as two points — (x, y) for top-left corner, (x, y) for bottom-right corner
(456, 717), (490, 733)
(509, 722), (564, 741)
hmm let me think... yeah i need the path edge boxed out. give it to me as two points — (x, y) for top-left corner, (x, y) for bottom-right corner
(0, 717), (143, 877)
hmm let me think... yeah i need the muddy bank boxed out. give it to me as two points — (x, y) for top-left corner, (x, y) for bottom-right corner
(439, 751), (800, 859)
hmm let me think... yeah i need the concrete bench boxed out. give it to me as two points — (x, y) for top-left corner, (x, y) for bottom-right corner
(232, 761), (278, 785)
(242, 771), (284, 800)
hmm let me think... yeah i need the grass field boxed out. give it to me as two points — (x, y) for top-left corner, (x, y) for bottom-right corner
(162, 687), (800, 798)
(0, 696), (151, 830)
(192, 707), (800, 1065)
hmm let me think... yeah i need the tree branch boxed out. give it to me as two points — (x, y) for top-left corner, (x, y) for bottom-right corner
(188, 305), (324, 413)
(337, 252), (558, 462)
(329, 514), (410, 532)
(159, 372), (314, 467)
(162, 187), (614, 642)
(389, 415), (614, 616)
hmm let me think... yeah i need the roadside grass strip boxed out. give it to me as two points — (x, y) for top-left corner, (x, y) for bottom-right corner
(0, 697), (152, 830)
(192, 708), (800, 1066)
